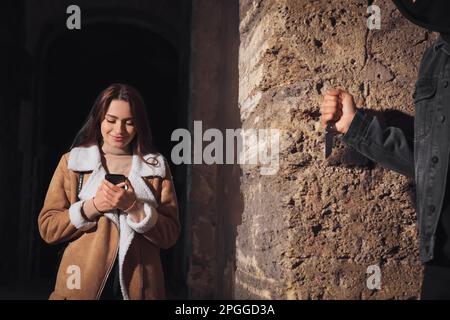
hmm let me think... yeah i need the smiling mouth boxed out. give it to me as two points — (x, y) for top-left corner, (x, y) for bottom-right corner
(111, 135), (126, 141)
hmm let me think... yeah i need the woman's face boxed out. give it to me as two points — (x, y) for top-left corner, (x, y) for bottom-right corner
(101, 99), (137, 151)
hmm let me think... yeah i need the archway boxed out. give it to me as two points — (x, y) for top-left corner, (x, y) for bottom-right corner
(25, 21), (187, 298)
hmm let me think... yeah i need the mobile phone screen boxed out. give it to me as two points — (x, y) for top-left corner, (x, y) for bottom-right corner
(105, 174), (126, 185)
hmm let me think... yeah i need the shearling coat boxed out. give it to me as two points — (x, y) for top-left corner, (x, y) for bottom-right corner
(38, 144), (180, 300)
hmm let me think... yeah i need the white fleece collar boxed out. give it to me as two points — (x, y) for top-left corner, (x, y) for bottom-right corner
(67, 143), (166, 178)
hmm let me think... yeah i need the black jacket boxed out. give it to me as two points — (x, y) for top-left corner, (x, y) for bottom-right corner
(393, 0), (450, 34)
(341, 35), (450, 262)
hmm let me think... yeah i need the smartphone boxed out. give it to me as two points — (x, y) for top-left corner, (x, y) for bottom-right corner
(105, 173), (127, 185)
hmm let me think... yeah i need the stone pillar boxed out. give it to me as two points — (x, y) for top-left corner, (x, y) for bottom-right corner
(188, 0), (240, 298)
(236, 0), (431, 299)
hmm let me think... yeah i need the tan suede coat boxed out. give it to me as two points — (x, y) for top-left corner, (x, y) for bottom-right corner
(38, 145), (180, 300)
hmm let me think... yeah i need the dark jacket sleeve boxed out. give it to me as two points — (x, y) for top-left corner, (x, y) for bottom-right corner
(341, 109), (414, 178)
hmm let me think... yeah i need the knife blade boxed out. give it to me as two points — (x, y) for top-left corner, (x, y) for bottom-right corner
(325, 121), (337, 158)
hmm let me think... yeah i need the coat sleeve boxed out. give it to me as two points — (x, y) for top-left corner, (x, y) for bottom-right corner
(341, 109), (414, 178)
(38, 154), (94, 245)
(128, 162), (180, 249)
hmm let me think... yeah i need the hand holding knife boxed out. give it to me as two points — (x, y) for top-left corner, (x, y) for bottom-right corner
(320, 88), (358, 159)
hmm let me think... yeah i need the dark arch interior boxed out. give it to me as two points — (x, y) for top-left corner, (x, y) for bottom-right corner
(41, 22), (179, 158)
(31, 22), (187, 298)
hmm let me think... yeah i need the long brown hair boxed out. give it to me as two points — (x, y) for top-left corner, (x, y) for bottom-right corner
(71, 83), (157, 162)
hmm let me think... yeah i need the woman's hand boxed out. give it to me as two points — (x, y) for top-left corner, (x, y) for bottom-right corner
(101, 179), (137, 212)
(92, 181), (117, 213)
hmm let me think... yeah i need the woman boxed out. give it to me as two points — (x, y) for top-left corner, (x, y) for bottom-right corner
(38, 83), (180, 300)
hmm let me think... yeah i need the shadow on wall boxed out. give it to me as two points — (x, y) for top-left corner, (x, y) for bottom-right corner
(328, 109), (416, 206)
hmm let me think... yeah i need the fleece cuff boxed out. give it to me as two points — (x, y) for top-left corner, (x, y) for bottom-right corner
(126, 202), (159, 234)
(69, 200), (98, 231)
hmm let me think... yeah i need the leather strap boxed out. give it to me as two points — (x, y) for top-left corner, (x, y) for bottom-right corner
(76, 173), (84, 201)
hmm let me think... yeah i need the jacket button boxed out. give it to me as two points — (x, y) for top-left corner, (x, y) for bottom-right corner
(432, 156), (439, 164)
(429, 205), (436, 212)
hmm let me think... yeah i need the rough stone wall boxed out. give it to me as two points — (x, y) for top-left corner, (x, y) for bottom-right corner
(236, 0), (435, 299)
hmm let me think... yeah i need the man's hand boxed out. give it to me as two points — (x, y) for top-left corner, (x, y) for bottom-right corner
(320, 88), (357, 134)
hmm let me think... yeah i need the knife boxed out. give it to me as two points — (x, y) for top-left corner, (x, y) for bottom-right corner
(325, 121), (338, 158)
